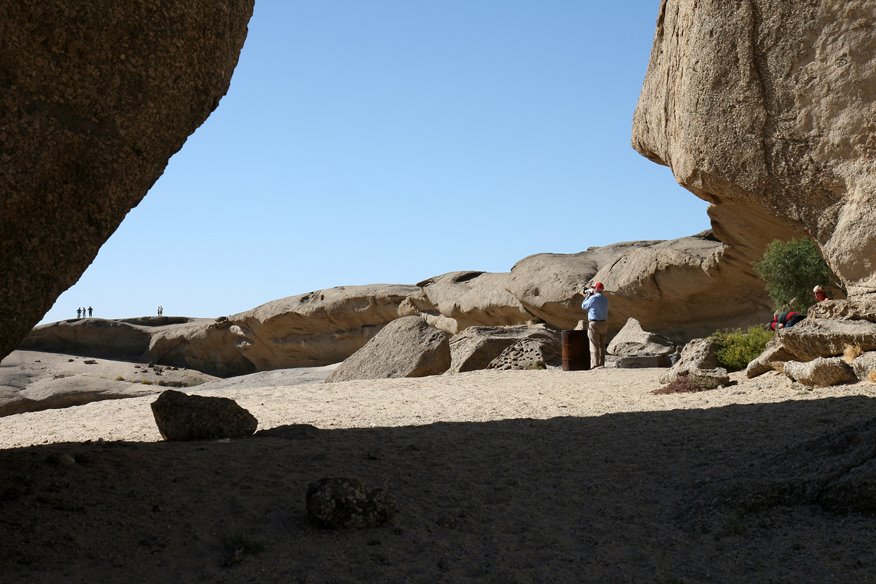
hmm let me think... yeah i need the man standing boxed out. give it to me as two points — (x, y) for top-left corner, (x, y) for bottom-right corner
(581, 282), (609, 368)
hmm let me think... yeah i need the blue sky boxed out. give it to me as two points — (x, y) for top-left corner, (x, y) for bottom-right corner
(42, 1), (709, 323)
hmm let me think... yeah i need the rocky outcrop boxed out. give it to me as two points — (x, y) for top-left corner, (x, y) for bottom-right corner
(448, 325), (560, 373)
(779, 319), (876, 362)
(0, 1), (255, 363)
(505, 234), (773, 341)
(20, 319), (154, 359)
(147, 317), (260, 378)
(745, 343), (796, 379)
(306, 478), (397, 529)
(607, 318), (676, 358)
(150, 390), (258, 441)
(235, 285), (422, 371)
(784, 358), (857, 388)
(744, 298), (876, 379)
(488, 338), (561, 371)
(22, 286), (423, 376)
(658, 338), (720, 385)
(410, 271), (533, 332)
(325, 316), (450, 383)
(851, 351), (876, 383)
(632, 0), (876, 297)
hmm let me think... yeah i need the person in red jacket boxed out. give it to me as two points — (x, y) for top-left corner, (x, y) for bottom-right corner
(770, 311), (805, 331)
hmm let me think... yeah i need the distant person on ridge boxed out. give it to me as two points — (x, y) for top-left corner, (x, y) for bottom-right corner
(88, 306), (93, 317)
(76, 307), (81, 319)
(581, 282), (609, 368)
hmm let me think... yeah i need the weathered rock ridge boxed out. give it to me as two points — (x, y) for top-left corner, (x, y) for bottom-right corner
(0, 1), (256, 362)
(22, 233), (774, 376)
(633, 0), (876, 297)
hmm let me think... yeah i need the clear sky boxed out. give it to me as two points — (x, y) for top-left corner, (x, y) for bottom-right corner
(42, 1), (709, 324)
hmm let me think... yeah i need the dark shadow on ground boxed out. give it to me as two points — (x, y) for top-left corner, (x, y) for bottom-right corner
(1, 396), (875, 584)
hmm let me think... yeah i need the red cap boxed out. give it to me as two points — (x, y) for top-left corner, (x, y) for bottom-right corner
(593, 282), (604, 291)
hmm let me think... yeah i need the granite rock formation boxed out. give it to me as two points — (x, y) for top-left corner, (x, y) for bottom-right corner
(409, 271), (533, 332)
(505, 234), (773, 341)
(236, 285), (422, 371)
(487, 338), (561, 371)
(0, 1), (255, 362)
(745, 298), (876, 379)
(306, 478), (398, 529)
(448, 325), (560, 374)
(607, 317), (676, 358)
(658, 338), (720, 385)
(783, 357), (858, 388)
(22, 286), (421, 377)
(150, 389), (258, 441)
(325, 316), (450, 383)
(632, 0), (876, 297)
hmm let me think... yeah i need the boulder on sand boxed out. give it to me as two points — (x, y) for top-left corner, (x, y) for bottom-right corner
(325, 316), (450, 383)
(448, 325), (560, 373)
(150, 390), (258, 441)
(607, 318), (676, 366)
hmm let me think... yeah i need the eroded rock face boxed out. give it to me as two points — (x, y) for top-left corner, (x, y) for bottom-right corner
(488, 338), (561, 371)
(0, 1), (256, 362)
(448, 325), (560, 374)
(506, 234), (773, 341)
(633, 0), (876, 297)
(658, 338), (720, 385)
(779, 318), (876, 362)
(236, 285), (423, 370)
(414, 272), (533, 330)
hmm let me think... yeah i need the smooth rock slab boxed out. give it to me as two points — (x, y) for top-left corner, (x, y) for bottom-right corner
(325, 316), (450, 382)
(150, 390), (257, 441)
(306, 477), (397, 529)
(607, 317), (675, 357)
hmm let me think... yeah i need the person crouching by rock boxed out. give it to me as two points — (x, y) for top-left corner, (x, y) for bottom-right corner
(581, 282), (609, 367)
(813, 285), (830, 302)
(770, 310), (805, 331)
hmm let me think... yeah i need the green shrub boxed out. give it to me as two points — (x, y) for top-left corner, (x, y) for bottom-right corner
(710, 326), (774, 371)
(754, 237), (836, 312)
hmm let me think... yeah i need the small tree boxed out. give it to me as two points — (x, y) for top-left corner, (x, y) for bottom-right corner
(753, 237), (836, 312)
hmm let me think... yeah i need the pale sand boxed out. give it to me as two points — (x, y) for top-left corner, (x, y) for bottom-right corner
(1, 368), (875, 583)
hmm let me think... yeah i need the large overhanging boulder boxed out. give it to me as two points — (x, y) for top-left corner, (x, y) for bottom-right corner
(0, 1), (255, 362)
(632, 0), (876, 297)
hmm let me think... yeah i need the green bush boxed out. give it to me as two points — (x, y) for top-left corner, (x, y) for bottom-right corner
(754, 237), (836, 312)
(711, 326), (774, 371)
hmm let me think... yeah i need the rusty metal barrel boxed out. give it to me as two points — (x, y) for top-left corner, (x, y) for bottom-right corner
(561, 330), (590, 371)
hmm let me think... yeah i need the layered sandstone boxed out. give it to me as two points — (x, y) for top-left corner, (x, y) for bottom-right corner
(0, 1), (255, 362)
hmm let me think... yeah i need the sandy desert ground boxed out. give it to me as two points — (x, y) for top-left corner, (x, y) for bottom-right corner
(1, 361), (875, 583)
